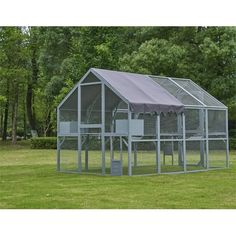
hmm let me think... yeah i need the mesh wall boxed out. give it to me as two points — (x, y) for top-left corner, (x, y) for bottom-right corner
(151, 76), (202, 106)
(81, 84), (101, 124)
(131, 141), (157, 175)
(160, 113), (181, 139)
(105, 136), (128, 175)
(160, 141), (184, 173)
(105, 85), (128, 133)
(186, 140), (206, 171)
(138, 113), (156, 137)
(81, 128), (101, 135)
(208, 140), (226, 168)
(81, 135), (102, 174)
(172, 79), (225, 107)
(59, 88), (78, 134)
(59, 136), (78, 172)
(208, 110), (226, 138)
(81, 72), (100, 83)
(185, 109), (205, 139)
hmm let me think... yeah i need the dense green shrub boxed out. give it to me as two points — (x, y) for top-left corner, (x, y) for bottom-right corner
(229, 129), (236, 138)
(31, 137), (57, 149)
(30, 137), (236, 150)
(230, 138), (236, 150)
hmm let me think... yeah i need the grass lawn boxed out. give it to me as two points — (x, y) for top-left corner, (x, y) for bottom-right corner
(0, 140), (236, 209)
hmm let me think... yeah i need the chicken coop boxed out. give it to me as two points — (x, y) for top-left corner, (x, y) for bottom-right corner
(57, 68), (229, 176)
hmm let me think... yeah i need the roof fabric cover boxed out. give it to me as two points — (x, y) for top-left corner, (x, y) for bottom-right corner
(92, 68), (184, 114)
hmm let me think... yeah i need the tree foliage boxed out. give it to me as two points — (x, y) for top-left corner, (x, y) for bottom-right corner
(0, 26), (235, 142)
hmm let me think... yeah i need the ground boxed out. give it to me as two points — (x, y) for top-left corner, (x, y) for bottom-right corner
(0, 140), (236, 209)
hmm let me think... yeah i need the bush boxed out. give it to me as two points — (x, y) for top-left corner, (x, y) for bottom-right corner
(229, 129), (236, 138)
(30, 137), (236, 150)
(31, 137), (57, 149)
(230, 138), (236, 150)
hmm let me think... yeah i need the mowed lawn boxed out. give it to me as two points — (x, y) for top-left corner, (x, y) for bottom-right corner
(0, 141), (236, 209)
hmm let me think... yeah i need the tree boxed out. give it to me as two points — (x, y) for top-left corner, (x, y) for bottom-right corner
(0, 27), (28, 143)
(26, 27), (41, 133)
(119, 27), (236, 120)
(0, 26), (235, 141)
(120, 38), (187, 75)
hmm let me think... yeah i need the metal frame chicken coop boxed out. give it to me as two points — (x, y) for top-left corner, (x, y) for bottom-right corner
(57, 68), (229, 176)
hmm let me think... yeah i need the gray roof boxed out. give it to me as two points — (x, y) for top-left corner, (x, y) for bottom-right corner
(92, 68), (184, 114)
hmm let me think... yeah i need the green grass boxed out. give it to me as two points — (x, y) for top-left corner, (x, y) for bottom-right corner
(0, 140), (236, 209)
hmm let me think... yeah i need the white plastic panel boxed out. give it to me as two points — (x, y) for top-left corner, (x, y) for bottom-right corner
(60, 121), (78, 134)
(116, 119), (144, 136)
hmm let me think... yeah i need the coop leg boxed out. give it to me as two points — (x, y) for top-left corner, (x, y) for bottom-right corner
(134, 143), (137, 167)
(119, 136), (123, 161)
(178, 142), (183, 166)
(85, 138), (89, 172)
(200, 140), (205, 167)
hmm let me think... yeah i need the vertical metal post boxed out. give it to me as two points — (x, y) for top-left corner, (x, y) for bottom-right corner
(110, 133), (113, 160)
(199, 109), (205, 167)
(157, 114), (161, 174)
(110, 114), (114, 172)
(110, 136), (113, 172)
(133, 113), (138, 167)
(78, 85), (82, 173)
(182, 113), (187, 173)
(119, 136), (123, 162)
(177, 113), (183, 166)
(128, 106), (132, 176)
(56, 107), (60, 171)
(134, 143), (137, 167)
(101, 83), (106, 175)
(85, 135), (89, 172)
(226, 109), (230, 168)
(205, 109), (209, 169)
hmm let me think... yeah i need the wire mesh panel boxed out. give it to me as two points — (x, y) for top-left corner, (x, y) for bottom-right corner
(81, 84), (101, 124)
(185, 108), (205, 139)
(160, 141), (184, 173)
(59, 88), (78, 135)
(131, 141), (157, 175)
(104, 136), (128, 175)
(137, 113), (156, 138)
(59, 136), (78, 172)
(172, 79), (225, 107)
(160, 112), (181, 139)
(208, 110), (226, 138)
(208, 140), (226, 168)
(186, 140), (206, 171)
(81, 71), (100, 84)
(151, 76), (202, 106)
(105, 85), (128, 133)
(81, 135), (102, 174)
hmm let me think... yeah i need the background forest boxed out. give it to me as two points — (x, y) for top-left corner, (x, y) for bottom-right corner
(0, 26), (236, 143)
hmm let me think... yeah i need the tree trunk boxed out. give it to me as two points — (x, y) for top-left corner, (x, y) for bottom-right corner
(2, 78), (10, 141)
(26, 47), (38, 131)
(0, 111), (3, 137)
(12, 82), (19, 144)
(23, 100), (27, 140)
(44, 110), (52, 137)
(26, 82), (36, 130)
